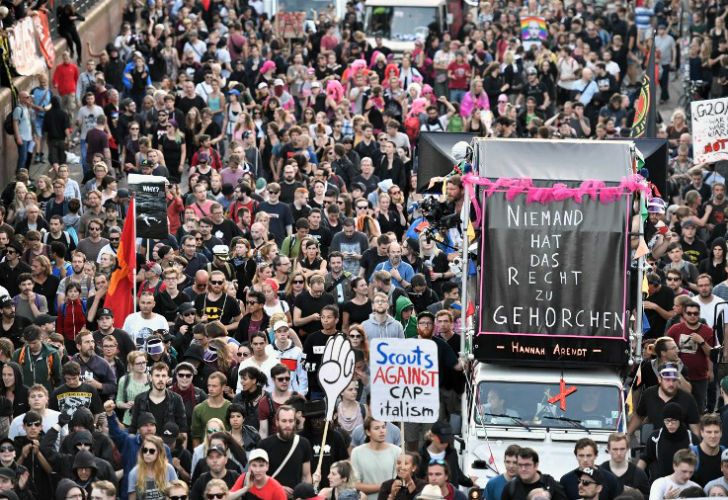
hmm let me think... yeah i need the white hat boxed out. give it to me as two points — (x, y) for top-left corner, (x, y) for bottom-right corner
(257, 82), (268, 89)
(311, 81), (321, 88)
(274, 78), (285, 86)
(417, 485), (445, 500)
(248, 449), (269, 463)
(273, 320), (289, 332)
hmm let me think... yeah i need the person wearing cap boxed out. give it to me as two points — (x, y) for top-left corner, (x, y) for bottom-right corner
(189, 443), (238, 499)
(415, 422), (472, 490)
(229, 448), (287, 500)
(0, 240), (31, 299)
(574, 467), (603, 500)
(628, 362), (701, 440)
(72, 330), (117, 400)
(13, 325), (63, 391)
(0, 464), (31, 500)
(206, 243), (236, 282)
(665, 299), (715, 412)
(269, 321), (307, 396)
(139, 261), (167, 298)
(92, 307), (135, 361)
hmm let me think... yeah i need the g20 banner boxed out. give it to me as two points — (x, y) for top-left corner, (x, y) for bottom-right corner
(692, 97), (728, 164)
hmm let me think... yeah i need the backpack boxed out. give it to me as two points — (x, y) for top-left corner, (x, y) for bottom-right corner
(404, 115), (421, 143)
(3, 108), (16, 135)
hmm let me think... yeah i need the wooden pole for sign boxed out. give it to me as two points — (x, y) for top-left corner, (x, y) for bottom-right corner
(313, 419), (330, 490)
(400, 421), (405, 453)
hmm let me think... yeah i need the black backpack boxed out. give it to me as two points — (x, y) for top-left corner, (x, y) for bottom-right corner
(3, 108), (16, 135)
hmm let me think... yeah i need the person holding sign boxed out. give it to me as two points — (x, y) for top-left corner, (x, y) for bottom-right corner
(351, 417), (402, 500)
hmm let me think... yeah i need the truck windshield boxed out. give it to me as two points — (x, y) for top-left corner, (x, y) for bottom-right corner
(476, 381), (623, 431)
(364, 6), (436, 41)
(279, 0), (329, 12)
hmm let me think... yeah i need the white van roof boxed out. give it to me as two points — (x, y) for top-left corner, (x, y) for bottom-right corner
(364, 0), (444, 7)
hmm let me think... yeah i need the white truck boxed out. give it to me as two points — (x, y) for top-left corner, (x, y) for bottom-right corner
(363, 0), (449, 53)
(456, 138), (642, 487)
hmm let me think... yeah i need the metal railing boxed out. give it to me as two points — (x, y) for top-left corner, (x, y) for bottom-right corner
(47, 0), (103, 39)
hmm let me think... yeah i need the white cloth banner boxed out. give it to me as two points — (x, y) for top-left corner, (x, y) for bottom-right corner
(691, 97), (728, 164)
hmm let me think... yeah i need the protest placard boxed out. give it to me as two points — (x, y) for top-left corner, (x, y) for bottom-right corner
(370, 338), (439, 423)
(691, 97), (728, 164)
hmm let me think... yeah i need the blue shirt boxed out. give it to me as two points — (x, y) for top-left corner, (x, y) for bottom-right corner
(484, 474), (509, 500)
(373, 259), (415, 289)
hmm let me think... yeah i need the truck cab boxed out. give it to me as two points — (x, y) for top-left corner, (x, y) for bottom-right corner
(364, 0), (449, 54)
(462, 364), (627, 485)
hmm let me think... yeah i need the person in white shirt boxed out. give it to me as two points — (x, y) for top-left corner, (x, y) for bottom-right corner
(122, 292), (169, 349)
(267, 320), (307, 395)
(8, 384), (65, 444)
(649, 449), (700, 500)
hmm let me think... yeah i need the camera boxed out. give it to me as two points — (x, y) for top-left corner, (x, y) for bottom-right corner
(421, 196), (460, 231)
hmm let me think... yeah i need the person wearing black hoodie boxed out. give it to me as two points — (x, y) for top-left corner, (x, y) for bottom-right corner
(41, 96), (70, 169)
(0, 361), (29, 420)
(699, 237), (728, 287)
(55, 478), (86, 500)
(40, 428), (117, 488)
(0, 444), (35, 500)
(57, 407), (115, 466)
(637, 401), (699, 481)
(13, 411), (53, 500)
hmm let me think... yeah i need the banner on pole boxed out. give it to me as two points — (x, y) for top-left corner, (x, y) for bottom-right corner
(32, 11), (55, 69)
(691, 97), (728, 164)
(370, 338), (439, 423)
(128, 174), (169, 239)
(520, 16), (547, 50)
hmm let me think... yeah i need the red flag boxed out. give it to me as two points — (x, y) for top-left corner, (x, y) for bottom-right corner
(201, 0), (211, 10)
(466, 301), (475, 317)
(104, 197), (136, 328)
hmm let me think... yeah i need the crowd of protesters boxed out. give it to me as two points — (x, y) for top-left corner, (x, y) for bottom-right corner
(0, 0), (727, 498)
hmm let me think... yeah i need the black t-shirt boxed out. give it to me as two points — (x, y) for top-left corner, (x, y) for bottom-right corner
(308, 226), (332, 258)
(258, 434), (313, 489)
(211, 219), (242, 243)
(280, 180), (303, 204)
(692, 446), (722, 486)
(93, 328), (137, 362)
(636, 386), (700, 426)
(194, 293), (242, 325)
(681, 238), (709, 267)
(49, 382), (104, 418)
(0, 317), (30, 348)
(259, 202), (294, 245)
(360, 248), (388, 281)
(303, 330), (339, 394)
(293, 291), (335, 336)
(342, 300), (372, 326)
(645, 285), (674, 338)
(147, 396), (171, 435)
(190, 470), (238, 499)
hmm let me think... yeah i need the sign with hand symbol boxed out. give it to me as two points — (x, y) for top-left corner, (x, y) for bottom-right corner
(317, 333), (355, 421)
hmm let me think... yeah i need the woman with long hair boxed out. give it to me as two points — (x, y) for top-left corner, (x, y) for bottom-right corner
(190, 418), (227, 474)
(250, 262), (273, 293)
(129, 435), (177, 500)
(346, 323), (370, 362)
(699, 238), (728, 285)
(232, 365), (269, 429)
(161, 121), (186, 184)
(376, 193), (406, 241)
(336, 380), (368, 434)
(184, 107), (203, 156)
(204, 479), (230, 500)
(283, 271), (307, 308)
(318, 460), (367, 500)
(296, 238), (327, 279)
(116, 351), (151, 426)
(0, 361), (29, 419)
(342, 279), (372, 332)
(34, 176), (54, 211)
(7, 182), (29, 225)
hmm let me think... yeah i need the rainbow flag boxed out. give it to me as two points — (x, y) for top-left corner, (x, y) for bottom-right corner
(521, 16), (548, 46)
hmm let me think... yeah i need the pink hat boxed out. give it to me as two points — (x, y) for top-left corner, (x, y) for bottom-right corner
(260, 60), (276, 74)
(264, 278), (280, 293)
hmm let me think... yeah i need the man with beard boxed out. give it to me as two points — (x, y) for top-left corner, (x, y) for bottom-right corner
(0, 296), (29, 349)
(129, 362), (187, 438)
(78, 191), (105, 240)
(280, 164), (303, 204)
(373, 242), (413, 290)
(57, 252), (95, 304)
(258, 405), (313, 494)
(707, 183), (728, 232)
(666, 300), (715, 412)
(0, 241), (31, 298)
(122, 292), (169, 348)
(420, 98), (457, 133)
(362, 292), (404, 341)
(194, 271), (242, 333)
(324, 252), (353, 308)
(628, 363), (701, 438)
(72, 330), (117, 400)
(92, 307), (135, 361)
(49, 361), (104, 420)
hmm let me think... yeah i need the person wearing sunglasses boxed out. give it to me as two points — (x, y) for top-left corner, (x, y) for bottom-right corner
(194, 271), (242, 334)
(165, 479), (189, 500)
(234, 291), (269, 344)
(203, 478), (231, 500)
(128, 435), (177, 500)
(10, 410), (53, 498)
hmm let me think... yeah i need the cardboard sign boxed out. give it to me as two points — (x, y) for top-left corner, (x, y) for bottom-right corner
(317, 334), (355, 420)
(128, 174), (169, 239)
(691, 97), (728, 164)
(370, 338), (439, 423)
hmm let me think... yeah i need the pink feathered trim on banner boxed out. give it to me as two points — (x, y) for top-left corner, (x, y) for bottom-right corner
(462, 174), (650, 227)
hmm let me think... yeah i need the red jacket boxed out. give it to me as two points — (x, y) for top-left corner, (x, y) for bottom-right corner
(56, 299), (87, 341)
(53, 63), (80, 96)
